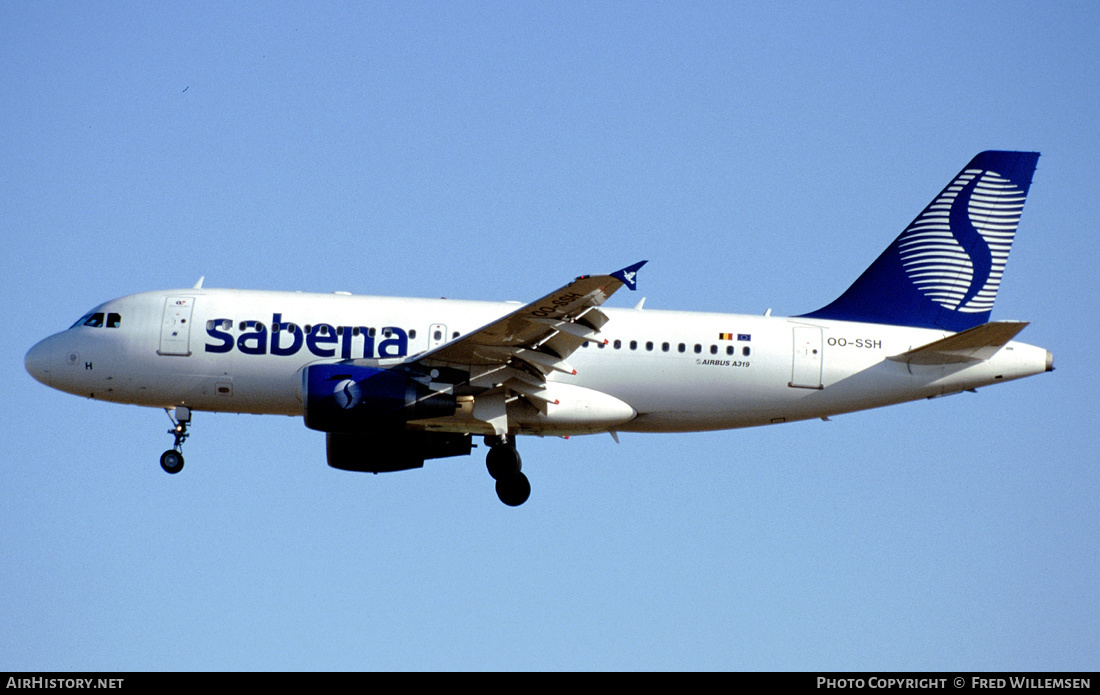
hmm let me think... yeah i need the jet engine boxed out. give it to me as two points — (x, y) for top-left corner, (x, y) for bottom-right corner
(302, 363), (457, 433)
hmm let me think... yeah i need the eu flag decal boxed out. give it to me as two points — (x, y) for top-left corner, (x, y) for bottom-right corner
(737, 334), (751, 342)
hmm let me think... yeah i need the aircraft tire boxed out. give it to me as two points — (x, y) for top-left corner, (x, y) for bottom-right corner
(486, 445), (521, 481)
(496, 472), (531, 507)
(160, 450), (184, 474)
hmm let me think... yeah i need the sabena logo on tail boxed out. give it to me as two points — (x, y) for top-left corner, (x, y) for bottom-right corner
(801, 151), (1040, 332)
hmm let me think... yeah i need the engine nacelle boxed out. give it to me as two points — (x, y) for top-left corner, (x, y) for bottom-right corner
(303, 363), (456, 433)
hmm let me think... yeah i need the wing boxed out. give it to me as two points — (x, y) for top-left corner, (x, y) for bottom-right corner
(399, 261), (646, 430)
(415, 260), (645, 373)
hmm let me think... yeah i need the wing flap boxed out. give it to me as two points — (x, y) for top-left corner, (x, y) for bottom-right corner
(887, 321), (1029, 365)
(528, 317), (607, 343)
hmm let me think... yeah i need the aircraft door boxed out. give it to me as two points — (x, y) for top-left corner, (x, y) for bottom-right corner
(429, 323), (447, 349)
(790, 325), (823, 389)
(158, 297), (195, 356)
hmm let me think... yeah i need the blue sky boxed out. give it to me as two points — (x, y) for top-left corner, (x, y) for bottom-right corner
(3, 1), (1097, 670)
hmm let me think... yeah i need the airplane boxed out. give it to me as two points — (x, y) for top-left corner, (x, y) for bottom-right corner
(25, 151), (1053, 506)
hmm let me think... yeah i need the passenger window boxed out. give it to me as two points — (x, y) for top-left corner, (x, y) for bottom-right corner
(83, 313), (105, 328)
(710, 345), (717, 354)
(726, 346), (734, 355)
(743, 346), (751, 356)
(678, 343), (686, 353)
(107, 313), (121, 328)
(662, 342), (670, 352)
(646, 341), (653, 351)
(694, 344), (702, 354)
(629, 340), (637, 350)
(613, 339), (621, 349)
(409, 329), (417, 339)
(434, 330), (442, 341)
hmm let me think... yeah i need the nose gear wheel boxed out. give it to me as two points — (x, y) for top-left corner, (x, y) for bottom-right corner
(160, 407), (191, 474)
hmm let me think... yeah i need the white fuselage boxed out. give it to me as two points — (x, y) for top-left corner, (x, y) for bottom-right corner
(25, 288), (1052, 437)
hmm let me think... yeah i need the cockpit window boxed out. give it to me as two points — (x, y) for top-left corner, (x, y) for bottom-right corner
(69, 311), (122, 329)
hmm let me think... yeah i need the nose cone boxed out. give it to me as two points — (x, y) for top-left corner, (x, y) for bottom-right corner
(25, 336), (56, 387)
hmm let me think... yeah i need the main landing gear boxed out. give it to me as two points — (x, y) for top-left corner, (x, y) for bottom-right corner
(160, 406), (191, 474)
(485, 435), (530, 507)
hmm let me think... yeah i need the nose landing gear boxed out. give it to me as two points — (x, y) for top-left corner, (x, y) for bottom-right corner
(486, 435), (530, 506)
(160, 407), (191, 474)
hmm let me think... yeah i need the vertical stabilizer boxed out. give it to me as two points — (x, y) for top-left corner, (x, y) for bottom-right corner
(800, 151), (1040, 331)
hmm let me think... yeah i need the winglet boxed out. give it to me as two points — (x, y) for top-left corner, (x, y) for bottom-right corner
(612, 261), (647, 291)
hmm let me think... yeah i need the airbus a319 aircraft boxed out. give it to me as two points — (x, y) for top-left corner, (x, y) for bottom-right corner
(25, 151), (1052, 506)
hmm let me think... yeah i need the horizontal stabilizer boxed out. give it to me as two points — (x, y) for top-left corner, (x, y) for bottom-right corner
(888, 321), (1029, 365)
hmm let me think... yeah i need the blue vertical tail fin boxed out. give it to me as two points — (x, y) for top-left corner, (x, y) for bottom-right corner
(800, 151), (1040, 331)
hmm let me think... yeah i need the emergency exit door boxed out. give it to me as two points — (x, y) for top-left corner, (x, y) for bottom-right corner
(429, 323), (447, 349)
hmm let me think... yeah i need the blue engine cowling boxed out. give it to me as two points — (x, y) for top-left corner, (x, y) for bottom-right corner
(303, 363), (457, 433)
